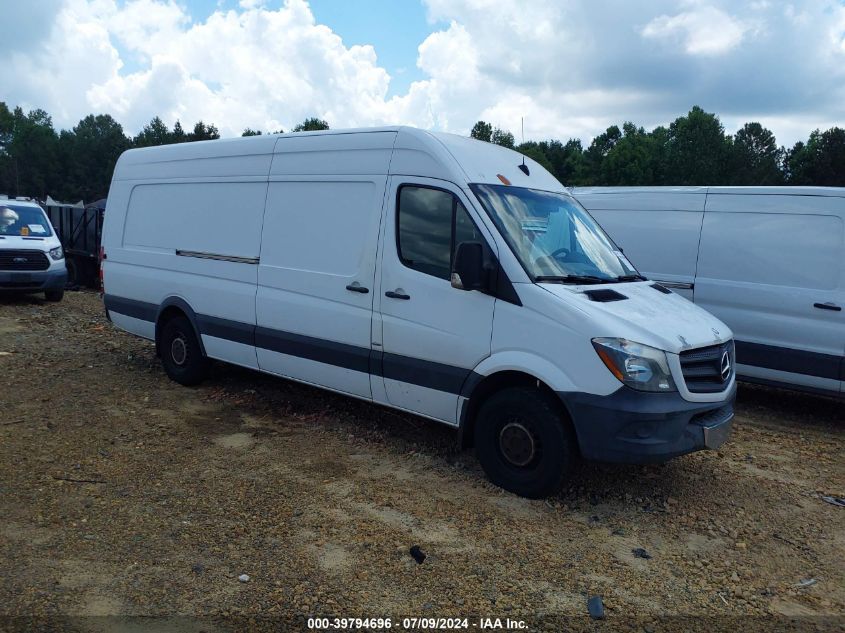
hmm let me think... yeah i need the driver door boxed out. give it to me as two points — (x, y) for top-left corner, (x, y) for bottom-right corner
(373, 178), (496, 424)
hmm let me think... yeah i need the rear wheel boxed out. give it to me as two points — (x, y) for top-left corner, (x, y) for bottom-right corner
(474, 387), (575, 498)
(45, 289), (64, 302)
(160, 315), (208, 386)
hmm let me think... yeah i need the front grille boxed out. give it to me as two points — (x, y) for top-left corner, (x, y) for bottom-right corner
(679, 341), (734, 393)
(0, 249), (50, 271)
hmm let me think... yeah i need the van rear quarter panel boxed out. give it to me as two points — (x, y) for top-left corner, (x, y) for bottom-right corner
(122, 182), (265, 257)
(105, 175), (269, 369)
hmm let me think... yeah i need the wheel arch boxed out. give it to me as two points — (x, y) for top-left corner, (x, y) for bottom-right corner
(154, 296), (206, 358)
(458, 368), (578, 451)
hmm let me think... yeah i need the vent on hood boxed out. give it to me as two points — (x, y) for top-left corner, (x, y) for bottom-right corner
(651, 283), (672, 294)
(583, 288), (627, 302)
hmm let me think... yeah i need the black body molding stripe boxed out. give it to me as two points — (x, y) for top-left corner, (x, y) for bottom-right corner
(104, 294), (480, 395)
(381, 352), (473, 394)
(103, 294), (158, 322)
(255, 326), (371, 374)
(199, 314), (255, 347)
(735, 340), (843, 381)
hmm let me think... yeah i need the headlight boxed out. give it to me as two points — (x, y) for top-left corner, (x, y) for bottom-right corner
(49, 246), (64, 261)
(592, 338), (676, 392)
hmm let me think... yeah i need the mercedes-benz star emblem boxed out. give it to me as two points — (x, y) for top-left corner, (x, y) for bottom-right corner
(720, 351), (731, 381)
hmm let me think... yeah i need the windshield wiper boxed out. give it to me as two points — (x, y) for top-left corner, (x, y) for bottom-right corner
(615, 274), (648, 282)
(535, 274), (613, 285)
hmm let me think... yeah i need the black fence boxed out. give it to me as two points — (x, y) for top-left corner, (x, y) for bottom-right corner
(43, 199), (105, 288)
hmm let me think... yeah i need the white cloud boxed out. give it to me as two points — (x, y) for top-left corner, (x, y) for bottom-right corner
(0, 0), (843, 147)
(641, 5), (751, 56)
(4, 0), (396, 135)
(2, 0), (123, 125)
(106, 0), (189, 61)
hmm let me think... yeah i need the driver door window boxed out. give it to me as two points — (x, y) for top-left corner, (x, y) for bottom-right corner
(397, 185), (480, 281)
(454, 202), (482, 255)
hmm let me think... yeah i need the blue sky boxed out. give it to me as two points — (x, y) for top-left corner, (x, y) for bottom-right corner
(307, 0), (442, 96)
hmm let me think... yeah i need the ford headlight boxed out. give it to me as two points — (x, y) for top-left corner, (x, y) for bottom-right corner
(49, 246), (64, 261)
(592, 338), (676, 392)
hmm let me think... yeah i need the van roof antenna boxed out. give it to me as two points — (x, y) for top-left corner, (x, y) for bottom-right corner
(518, 116), (530, 176)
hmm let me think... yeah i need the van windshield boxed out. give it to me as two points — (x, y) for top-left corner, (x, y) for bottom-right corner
(469, 184), (639, 283)
(0, 204), (53, 237)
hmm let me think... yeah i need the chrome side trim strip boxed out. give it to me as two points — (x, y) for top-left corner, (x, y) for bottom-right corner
(655, 279), (694, 290)
(175, 250), (259, 265)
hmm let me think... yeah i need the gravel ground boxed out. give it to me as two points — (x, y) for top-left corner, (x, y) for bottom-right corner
(0, 291), (843, 632)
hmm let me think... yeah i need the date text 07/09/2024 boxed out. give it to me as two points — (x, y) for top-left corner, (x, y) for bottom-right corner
(307, 617), (529, 630)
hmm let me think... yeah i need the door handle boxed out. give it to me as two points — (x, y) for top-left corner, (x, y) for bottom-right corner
(814, 302), (842, 312)
(385, 290), (411, 300)
(345, 283), (369, 294)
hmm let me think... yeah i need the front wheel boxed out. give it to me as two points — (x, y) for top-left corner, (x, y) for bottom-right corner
(474, 387), (575, 498)
(159, 315), (209, 386)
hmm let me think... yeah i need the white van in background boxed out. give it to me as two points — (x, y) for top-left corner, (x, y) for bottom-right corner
(0, 196), (67, 301)
(102, 128), (736, 497)
(572, 186), (845, 398)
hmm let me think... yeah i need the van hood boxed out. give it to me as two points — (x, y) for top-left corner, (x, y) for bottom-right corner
(539, 281), (732, 354)
(0, 235), (59, 250)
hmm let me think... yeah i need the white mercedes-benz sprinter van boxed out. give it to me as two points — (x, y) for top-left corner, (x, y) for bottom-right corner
(573, 186), (845, 399)
(102, 128), (736, 497)
(0, 196), (67, 301)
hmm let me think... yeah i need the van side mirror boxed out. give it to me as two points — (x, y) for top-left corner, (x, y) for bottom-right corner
(451, 241), (485, 291)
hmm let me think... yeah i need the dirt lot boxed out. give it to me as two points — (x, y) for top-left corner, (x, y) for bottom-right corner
(1, 290), (843, 631)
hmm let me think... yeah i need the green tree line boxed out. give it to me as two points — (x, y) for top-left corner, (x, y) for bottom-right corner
(0, 103), (330, 202)
(473, 106), (845, 187)
(1, 101), (841, 204)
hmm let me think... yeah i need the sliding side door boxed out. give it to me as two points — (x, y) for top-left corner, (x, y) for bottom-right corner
(255, 133), (394, 399)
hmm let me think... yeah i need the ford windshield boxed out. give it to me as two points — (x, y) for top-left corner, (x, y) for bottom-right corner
(0, 204), (54, 237)
(470, 184), (641, 284)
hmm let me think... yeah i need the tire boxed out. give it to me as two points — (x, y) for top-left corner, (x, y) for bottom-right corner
(474, 387), (575, 498)
(159, 315), (209, 386)
(45, 289), (64, 302)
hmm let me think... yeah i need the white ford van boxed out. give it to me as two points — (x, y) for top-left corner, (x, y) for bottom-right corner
(573, 187), (845, 399)
(0, 196), (67, 301)
(102, 128), (736, 497)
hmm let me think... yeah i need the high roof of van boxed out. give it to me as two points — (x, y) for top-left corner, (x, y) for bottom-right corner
(572, 185), (845, 197)
(111, 126), (563, 192)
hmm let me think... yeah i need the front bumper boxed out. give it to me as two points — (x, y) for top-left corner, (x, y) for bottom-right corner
(561, 383), (736, 464)
(0, 267), (67, 292)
